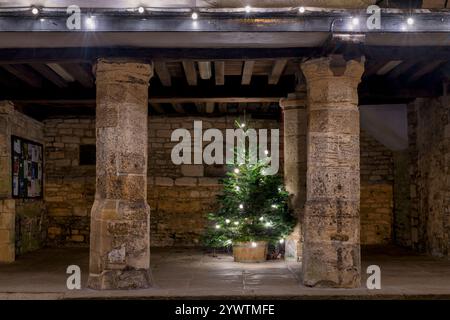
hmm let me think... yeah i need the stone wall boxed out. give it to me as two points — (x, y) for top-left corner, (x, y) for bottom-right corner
(360, 129), (394, 245)
(42, 114), (394, 247)
(408, 97), (450, 257)
(0, 101), (46, 262)
(44, 117), (95, 246)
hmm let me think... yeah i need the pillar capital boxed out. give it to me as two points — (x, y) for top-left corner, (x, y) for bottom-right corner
(301, 55), (365, 82)
(0, 101), (14, 115)
(96, 59), (153, 85)
(279, 97), (306, 111)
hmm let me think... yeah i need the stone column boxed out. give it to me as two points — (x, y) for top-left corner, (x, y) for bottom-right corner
(279, 94), (307, 261)
(88, 59), (153, 289)
(301, 56), (364, 288)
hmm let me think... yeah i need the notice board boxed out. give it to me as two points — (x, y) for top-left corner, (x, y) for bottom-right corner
(11, 135), (43, 198)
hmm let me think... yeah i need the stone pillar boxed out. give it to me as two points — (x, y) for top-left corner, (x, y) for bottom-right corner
(301, 56), (364, 288)
(88, 59), (153, 289)
(280, 94), (307, 261)
(0, 101), (15, 263)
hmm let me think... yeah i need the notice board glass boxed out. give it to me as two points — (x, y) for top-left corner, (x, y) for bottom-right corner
(11, 135), (43, 198)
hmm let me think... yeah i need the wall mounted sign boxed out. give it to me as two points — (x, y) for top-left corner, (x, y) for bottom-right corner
(11, 135), (43, 199)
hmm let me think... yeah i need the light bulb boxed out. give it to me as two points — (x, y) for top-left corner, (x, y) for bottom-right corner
(299, 7), (305, 13)
(138, 7), (145, 14)
(264, 150), (269, 155)
(215, 224), (221, 229)
(271, 204), (278, 209)
(279, 239), (285, 244)
(235, 186), (240, 191)
(191, 12), (198, 20)
(352, 17), (360, 26)
(239, 204), (244, 209)
(86, 16), (96, 29)
(245, 5), (251, 13)
(241, 123), (246, 128)
(259, 216), (264, 221)
(407, 17), (414, 25)
(225, 219), (231, 224)
(265, 222), (272, 228)
(251, 242), (257, 247)
(234, 221), (239, 226)
(31, 7), (39, 15)
(234, 168), (240, 174)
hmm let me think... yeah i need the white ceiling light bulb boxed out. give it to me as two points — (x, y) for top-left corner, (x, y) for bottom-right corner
(191, 12), (198, 20)
(86, 16), (95, 29)
(352, 17), (360, 26)
(299, 7), (305, 14)
(245, 5), (252, 13)
(407, 17), (414, 26)
(31, 7), (39, 15)
(138, 7), (145, 14)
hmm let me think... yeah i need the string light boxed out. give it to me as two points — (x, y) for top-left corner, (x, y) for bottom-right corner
(215, 224), (221, 229)
(259, 216), (264, 221)
(298, 7), (305, 14)
(86, 15), (96, 29)
(234, 168), (240, 174)
(240, 123), (246, 128)
(239, 204), (244, 209)
(137, 7), (145, 14)
(271, 204), (278, 209)
(264, 150), (269, 155)
(251, 242), (257, 247)
(225, 219), (231, 224)
(265, 221), (272, 228)
(235, 186), (240, 191)
(31, 7), (39, 15)
(234, 221), (239, 225)
(191, 12), (198, 20)
(279, 239), (285, 244)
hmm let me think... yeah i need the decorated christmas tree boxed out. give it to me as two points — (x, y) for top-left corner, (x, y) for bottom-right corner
(203, 121), (295, 252)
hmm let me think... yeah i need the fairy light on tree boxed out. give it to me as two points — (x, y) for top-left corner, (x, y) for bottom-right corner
(203, 121), (294, 258)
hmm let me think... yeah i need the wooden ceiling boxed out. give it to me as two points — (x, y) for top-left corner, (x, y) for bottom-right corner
(2, 54), (449, 120)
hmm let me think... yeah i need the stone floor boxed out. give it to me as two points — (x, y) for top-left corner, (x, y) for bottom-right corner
(0, 246), (449, 299)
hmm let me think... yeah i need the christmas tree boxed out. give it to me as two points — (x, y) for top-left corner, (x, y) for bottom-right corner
(203, 121), (295, 250)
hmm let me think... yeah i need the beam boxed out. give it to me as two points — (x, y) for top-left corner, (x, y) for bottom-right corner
(182, 61), (197, 86)
(46, 63), (76, 82)
(407, 60), (445, 83)
(218, 102), (227, 113)
(60, 64), (94, 87)
(154, 61), (172, 87)
(205, 102), (215, 113)
(171, 103), (185, 113)
(198, 61), (212, 80)
(386, 60), (419, 79)
(268, 59), (288, 85)
(150, 103), (164, 114)
(214, 61), (225, 86)
(2, 64), (43, 88)
(376, 60), (403, 76)
(241, 61), (255, 85)
(29, 63), (68, 88)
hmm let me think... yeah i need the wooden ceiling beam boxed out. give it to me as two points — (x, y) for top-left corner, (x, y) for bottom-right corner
(182, 60), (197, 86)
(154, 61), (172, 87)
(198, 61), (212, 80)
(268, 59), (288, 85)
(171, 103), (185, 113)
(241, 60), (255, 85)
(29, 63), (68, 88)
(2, 64), (43, 88)
(60, 64), (94, 87)
(214, 61), (225, 85)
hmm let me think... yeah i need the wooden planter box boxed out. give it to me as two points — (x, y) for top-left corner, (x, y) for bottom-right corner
(233, 241), (268, 263)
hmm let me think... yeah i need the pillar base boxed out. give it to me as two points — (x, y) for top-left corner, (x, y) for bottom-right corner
(88, 269), (153, 290)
